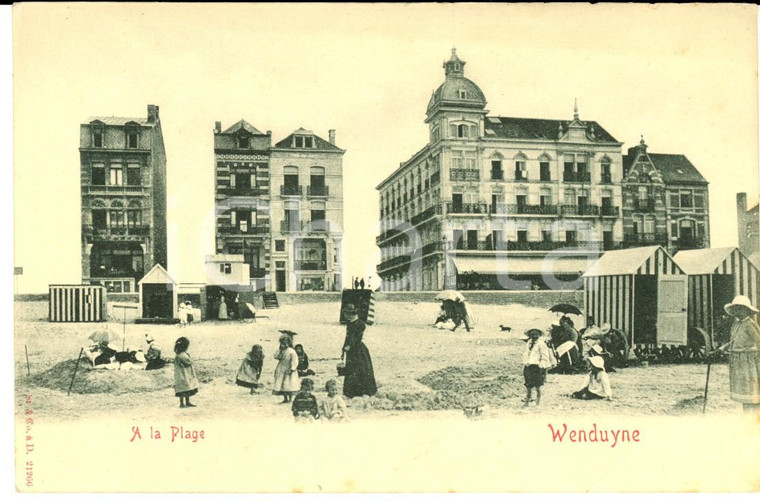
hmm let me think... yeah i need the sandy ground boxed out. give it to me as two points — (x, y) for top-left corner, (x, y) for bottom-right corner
(14, 299), (738, 423)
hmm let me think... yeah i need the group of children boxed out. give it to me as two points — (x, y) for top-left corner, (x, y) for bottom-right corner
(522, 326), (612, 406)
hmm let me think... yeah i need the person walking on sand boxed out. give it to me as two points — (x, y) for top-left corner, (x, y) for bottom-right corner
(273, 334), (299, 403)
(522, 328), (553, 406)
(236, 344), (264, 394)
(713, 295), (760, 417)
(173, 336), (198, 408)
(342, 303), (377, 398)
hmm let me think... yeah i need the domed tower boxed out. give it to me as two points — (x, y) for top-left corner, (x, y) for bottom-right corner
(425, 49), (488, 143)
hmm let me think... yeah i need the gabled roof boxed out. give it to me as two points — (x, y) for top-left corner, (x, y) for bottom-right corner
(674, 247), (748, 275)
(484, 116), (618, 142)
(85, 117), (151, 126)
(622, 153), (707, 185)
(138, 264), (176, 285)
(583, 246), (683, 277)
(222, 119), (263, 135)
(274, 128), (342, 151)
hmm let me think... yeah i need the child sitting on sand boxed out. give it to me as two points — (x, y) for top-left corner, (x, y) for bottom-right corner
(236, 345), (264, 394)
(294, 344), (316, 377)
(522, 328), (554, 406)
(571, 356), (612, 401)
(319, 379), (349, 422)
(291, 378), (319, 422)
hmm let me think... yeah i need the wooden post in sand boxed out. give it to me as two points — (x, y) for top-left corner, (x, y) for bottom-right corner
(702, 361), (711, 414)
(68, 348), (84, 396)
(24, 345), (30, 376)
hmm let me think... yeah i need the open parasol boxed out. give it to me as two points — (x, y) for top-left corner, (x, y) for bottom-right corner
(87, 329), (123, 345)
(548, 303), (583, 316)
(435, 290), (466, 302)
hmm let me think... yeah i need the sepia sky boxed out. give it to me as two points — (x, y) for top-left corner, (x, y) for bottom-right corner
(12, 3), (759, 293)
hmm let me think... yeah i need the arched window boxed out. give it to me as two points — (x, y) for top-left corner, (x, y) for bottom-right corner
(600, 156), (612, 183)
(539, 153), (552, 181)
(109, 200), (125, 229)
(514, 153), (528, 181)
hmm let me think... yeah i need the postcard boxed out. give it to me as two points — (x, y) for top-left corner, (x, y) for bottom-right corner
(12, 3), (760, 493)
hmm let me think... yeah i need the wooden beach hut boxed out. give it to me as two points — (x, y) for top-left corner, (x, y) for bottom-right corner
(138, 264), (178, 320)
(48, 284), (106, 322)
(582, 246), (687, 346)
(674, 247), (760, 346)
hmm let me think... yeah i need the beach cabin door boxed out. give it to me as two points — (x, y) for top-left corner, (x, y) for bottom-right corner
(656, 275), (688, 345)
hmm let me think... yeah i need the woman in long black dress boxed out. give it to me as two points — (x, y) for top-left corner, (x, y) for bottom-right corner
(341, 304), (377, 398)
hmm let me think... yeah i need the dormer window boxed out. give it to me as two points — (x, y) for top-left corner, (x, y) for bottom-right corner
(454, 63), (460, 71)
(294, 135), (314, 148)
(458, 89), (468, 99)
(92, 125), (104, 148)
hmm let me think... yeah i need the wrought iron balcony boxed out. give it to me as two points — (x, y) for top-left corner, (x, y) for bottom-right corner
(561, 204), (599, 216)
(280, 185), (303, 196)
(307, 185), (329, 197)
(218, 186), (267, 197)
(280, 220), (302, 233)
(510, 204), (559, 215)
(563, 172), (591, 183)
(377, 255), (412, 273)
(450, 169), (480, 181)
(623, 233), (668, 246)
(514, 171), (528, 182)
(217, 225), (269, 235)
(600, 206), (620, 217)
(446, 202), (489, 214)
(634, 199), (656, 212)
(295, 261), (327, 271)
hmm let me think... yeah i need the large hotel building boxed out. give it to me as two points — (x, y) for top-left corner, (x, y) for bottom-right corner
(375, 50), (709, 291)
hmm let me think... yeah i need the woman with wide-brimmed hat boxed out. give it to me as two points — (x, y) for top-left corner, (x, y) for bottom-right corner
(341, 303), (377, 398)
(714, 295), (760, 415)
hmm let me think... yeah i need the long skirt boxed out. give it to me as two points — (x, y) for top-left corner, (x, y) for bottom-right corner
(729, 351), (760, 404)
(343, 342), (377, 398)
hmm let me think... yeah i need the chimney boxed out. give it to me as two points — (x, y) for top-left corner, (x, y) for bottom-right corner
(266, 130), (272, 136)
(214, 121), (222, 133)
(328, 129), (336, 145)
(147, 104), (159, 123)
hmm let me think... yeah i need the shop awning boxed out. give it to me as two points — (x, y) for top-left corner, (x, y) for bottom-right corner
(453, 255), (597, 276)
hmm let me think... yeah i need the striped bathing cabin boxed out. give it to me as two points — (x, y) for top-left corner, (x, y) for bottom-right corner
(583, 246), (687, 346)
(49, 285), (106, 322)
(339, 289), (376, 325)
(674, 247), (760, 346)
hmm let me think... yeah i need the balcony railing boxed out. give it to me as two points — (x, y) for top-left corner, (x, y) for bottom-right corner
(561, 204), (599, 216)
(218, 186), (266, 197)
(307, 185), (329, 197)
(452, 240), (603, 252)
(377, 255), (412, 273)
(514, 172), (528, 182)
(450, 169), (480, 182)
(600, 206), (620, 217)
(410, 203), (442, 225)
(623, 233), (668, 246)
(563, 172), (591, 183)
(83, 225), (151, 239)
(422, 242), (444, 255)
(217, 225), (269, 235)
(84, 184), (146, 194)
(446, 202), (489, 214)
(490, 170), (504, 180)
(280, 220), (302, 233)
(510, 204), (559, 215)
(280, 185), (302, 196)
(280, 220), (332, 233)
(295, 261), (327, 271)
(634, 199), (656, 212)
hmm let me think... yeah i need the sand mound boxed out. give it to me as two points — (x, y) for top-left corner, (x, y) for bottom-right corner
(31, 359), (174, 395)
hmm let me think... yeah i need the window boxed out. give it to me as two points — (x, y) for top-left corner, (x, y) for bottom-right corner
(565, 230), (577, 245)
(305, 136), (313, 148)
(540, 190), (552, 206)
(517, 230), (528, 243)
(453, 229), (464, 250)
(294, 136), (313, 148)
(109, 209), (124, 228)
(92, 209), (107, 229)
(127, 163), (141, 186)
(643, 217), (655, 234)
(234, 172), (252, 189)
(126, 209), (142, 228)
(219, 263), (231, 274)
(467, 230), (478, 250)
(91, 163), (105, 185)
(295, 136), (304, 148)
(516, 194), (527, 208)
(109, 164), (123, 186)
(238, 135), (250, 149)
(491, 160), (503, 180)
(126, 130), (139, 148)
(515, 160), (527, 180)
(275, 240), (285, 252)
(638, 186), (649, 200)
(311, 208), (326, 224)
(694, 194), (704, 208)
(564, 189), (576, 205)
(669, 192), (680, 208)
(542, 230), (552, 242)
(540, 161), (551, 181)
(458, 89), (468, 99)
(671, 221), (678, 236)
(680, 192), (693, 208)
(93, 126), (104, 148)
(601, 161), (611, 182)
(457, 124), (469, 138)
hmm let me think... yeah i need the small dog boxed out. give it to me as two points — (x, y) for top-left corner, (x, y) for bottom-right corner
(499, 325), (512, 332)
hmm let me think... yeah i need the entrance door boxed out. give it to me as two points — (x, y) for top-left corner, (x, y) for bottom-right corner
(276, 270), (286, 292)
(142, 284), (174, 319)
(711, 274), (736, 345)
(657, 275), (688, 345)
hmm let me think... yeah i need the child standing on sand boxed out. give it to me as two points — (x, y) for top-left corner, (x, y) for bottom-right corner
(273, 334), (300, 403)
(522, 328), (554, 406)
(173, 336), (198, 408)
(236, 344), (264, 394)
